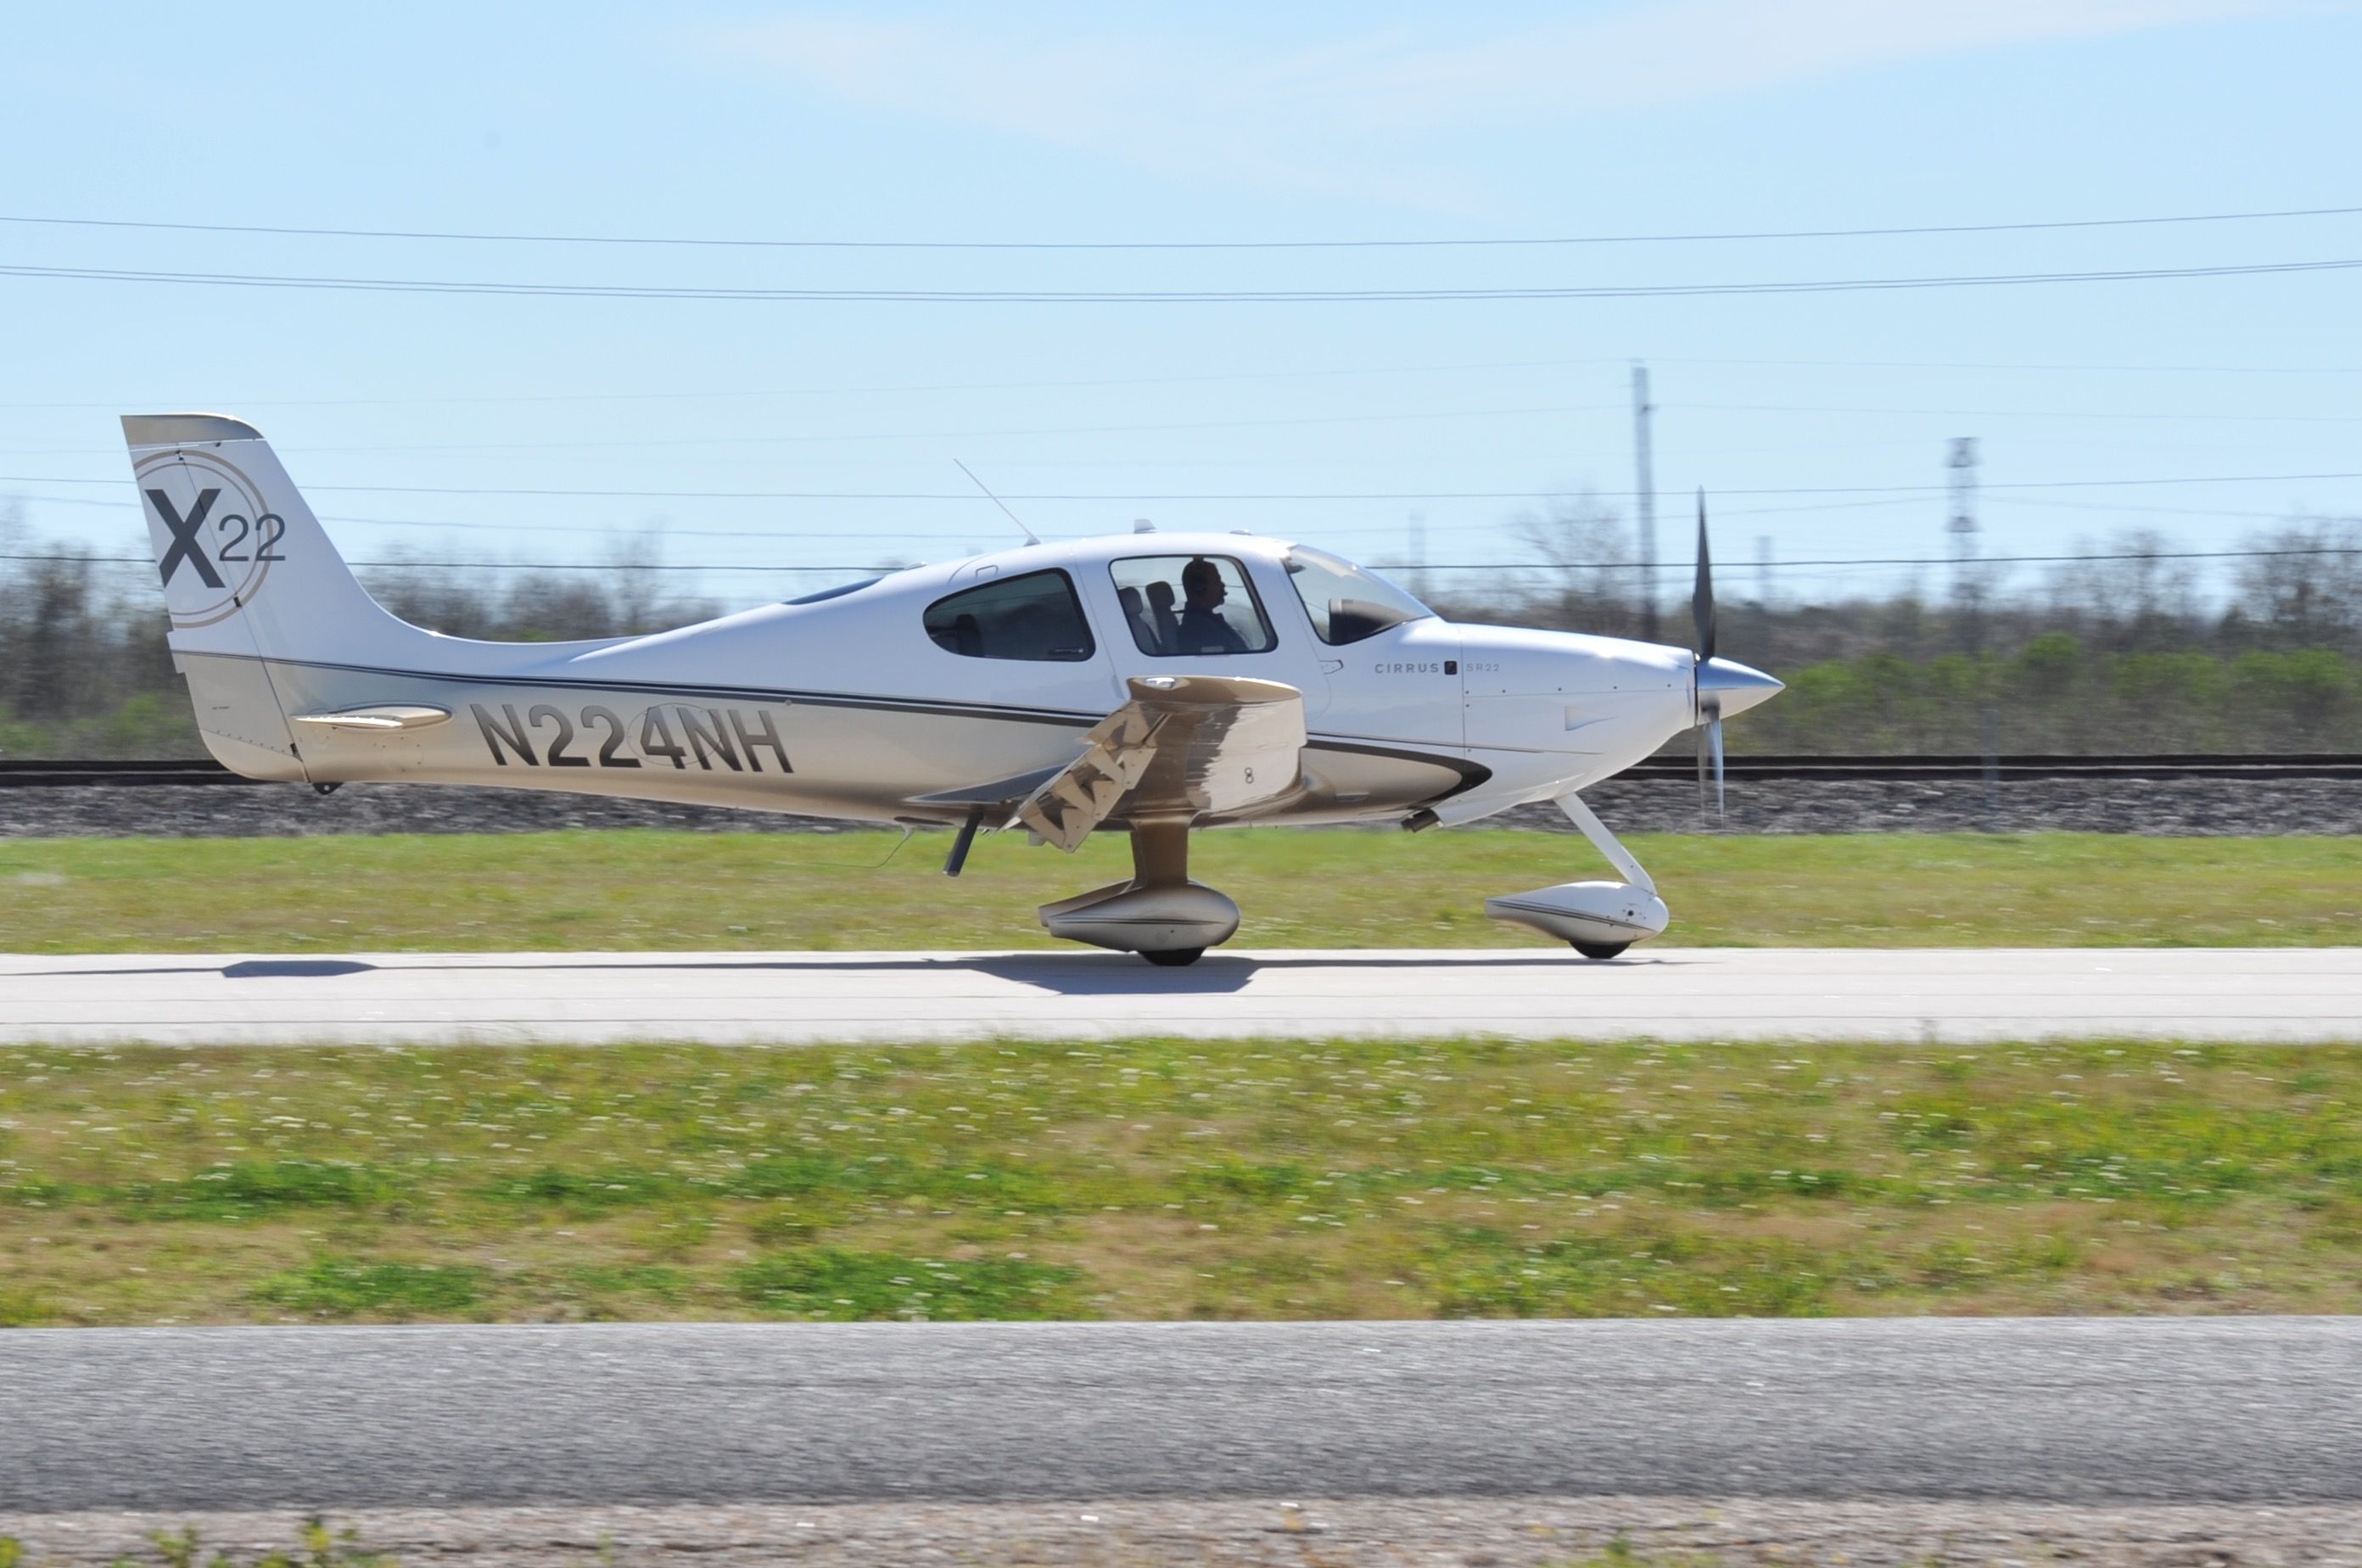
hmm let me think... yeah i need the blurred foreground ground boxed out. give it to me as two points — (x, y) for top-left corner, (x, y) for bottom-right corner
(6, 1036), (2356, 1326)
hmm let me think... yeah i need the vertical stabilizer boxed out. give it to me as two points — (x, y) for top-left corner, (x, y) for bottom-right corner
(122, 413), (411, 780)
(124, 413), (397, 661)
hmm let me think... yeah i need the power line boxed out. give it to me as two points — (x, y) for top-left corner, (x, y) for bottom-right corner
(11, 544), (2356, 574)
(0, 401), (1626, 459)
(1408, 546), (2362, 568)
(0, 356), (1630, 410)
(8, 397), (2358, 468)
(5, 202), (2357, 251)
(1984, 495), (2327, 523)
(17, 391), (2362, 461)
(0, 490), (1003, 538)
(9, 353), (2362, 414)
(5, 256), (2360, 304)
(0, 486), (1993, 534)
(0, 552), (887, 572)
(9, 471), (2362, 502)
(1664, 356), (2362, 376)
(1691, 400), (2362, 427)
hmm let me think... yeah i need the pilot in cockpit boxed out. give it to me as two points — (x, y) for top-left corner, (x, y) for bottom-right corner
(1178, 557), (1247, 654)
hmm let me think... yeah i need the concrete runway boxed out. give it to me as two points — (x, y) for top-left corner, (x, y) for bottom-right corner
(1, 946), (2356, 1044)
(4, 1319), (2359, 1510)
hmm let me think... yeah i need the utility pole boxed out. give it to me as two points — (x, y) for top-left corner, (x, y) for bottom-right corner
(1407, 510), (1428, 602)
(1948, 437), (2000, 820)
(1755, 534), (1774, 609)
(1631, 363), (1659, 641)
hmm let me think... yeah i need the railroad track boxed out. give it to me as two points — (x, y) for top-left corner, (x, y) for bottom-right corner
(3, 753), (2359, 787)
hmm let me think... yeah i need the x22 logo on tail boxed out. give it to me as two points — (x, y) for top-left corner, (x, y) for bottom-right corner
(148, 489), (287, 589)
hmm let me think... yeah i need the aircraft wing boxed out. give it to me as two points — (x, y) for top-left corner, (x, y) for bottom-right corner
(1010, 674), (1307, 850)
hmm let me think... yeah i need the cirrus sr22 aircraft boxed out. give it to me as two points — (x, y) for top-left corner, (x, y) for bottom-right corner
(126, 412), (1781, 965)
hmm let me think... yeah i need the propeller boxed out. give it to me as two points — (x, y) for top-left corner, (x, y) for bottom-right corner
(1692, 490), (1725, 819)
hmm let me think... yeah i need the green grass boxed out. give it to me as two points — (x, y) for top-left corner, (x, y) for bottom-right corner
(254, 1257), (486, 1316)
(2, 828), (2357, 951)
(4, 1034), (2359, 1327)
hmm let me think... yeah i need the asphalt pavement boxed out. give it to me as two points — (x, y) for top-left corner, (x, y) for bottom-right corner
(4, 1318), (2358, 1511)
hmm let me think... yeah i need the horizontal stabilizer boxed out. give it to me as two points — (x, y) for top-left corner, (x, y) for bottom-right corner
(288, 705), (453, 731)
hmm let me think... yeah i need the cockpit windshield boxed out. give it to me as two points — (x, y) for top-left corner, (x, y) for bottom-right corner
(1283, 546), (1433, 645)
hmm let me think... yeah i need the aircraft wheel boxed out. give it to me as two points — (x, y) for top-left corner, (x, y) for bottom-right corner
(1570, 940), (1632, 960)
(1141, 947), (1206, 967)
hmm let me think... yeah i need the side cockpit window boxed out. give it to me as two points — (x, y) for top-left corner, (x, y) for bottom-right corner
(924, 569), (1095, 661)
(1109, 555), (1277, 657)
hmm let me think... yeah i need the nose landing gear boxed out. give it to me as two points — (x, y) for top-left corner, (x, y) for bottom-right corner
(1483, 792), (1671, 959)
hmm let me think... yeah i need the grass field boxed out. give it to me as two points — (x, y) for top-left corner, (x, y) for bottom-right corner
(5, 1034), (2359, 1328)
(2, 828), (2358, 952)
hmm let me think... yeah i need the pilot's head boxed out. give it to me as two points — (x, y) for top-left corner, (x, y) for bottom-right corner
(1182, 557), (1227, 608)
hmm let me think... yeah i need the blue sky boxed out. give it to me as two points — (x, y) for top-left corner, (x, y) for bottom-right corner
(3, 0), (2359, 613)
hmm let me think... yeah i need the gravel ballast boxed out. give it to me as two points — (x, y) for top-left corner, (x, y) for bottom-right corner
(3, 775), (2355, 837)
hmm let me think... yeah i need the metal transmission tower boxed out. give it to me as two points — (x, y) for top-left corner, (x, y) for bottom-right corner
(1947, 437), (2001, 820)
(1947, 437), (1981, 648)
(1631, 364), (1660, 641)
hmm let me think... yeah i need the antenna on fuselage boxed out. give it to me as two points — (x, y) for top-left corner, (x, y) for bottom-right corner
(953, 460), (1042, 546)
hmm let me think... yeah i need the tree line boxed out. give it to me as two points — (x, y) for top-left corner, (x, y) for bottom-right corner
(3, 508), (2357, 759)
(1421, 501), (2361, 753)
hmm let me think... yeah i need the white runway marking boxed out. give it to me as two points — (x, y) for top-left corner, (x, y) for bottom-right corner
(1, 947), (2355, 1044)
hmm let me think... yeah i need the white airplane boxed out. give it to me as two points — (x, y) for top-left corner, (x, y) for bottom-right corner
(124, 412), (1781, 965)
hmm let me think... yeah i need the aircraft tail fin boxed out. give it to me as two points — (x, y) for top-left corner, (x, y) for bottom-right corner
(122, 413), (401, 662)
(122, 413), (427, 780)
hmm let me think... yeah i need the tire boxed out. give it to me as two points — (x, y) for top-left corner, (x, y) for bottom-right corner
(1142, 947), (1207, 967)
(1570, 940), (1632, 960)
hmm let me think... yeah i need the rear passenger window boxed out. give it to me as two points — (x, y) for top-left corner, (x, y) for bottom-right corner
(924, 569), (1095, 661)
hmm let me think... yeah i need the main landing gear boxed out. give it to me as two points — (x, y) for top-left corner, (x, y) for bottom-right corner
(1037, 816), (1236, 966)
(1483, 792), (1671, 960)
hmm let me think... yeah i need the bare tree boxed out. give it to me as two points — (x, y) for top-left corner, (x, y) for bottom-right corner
(1508, 490), (1637, 637)
(2043, 529), (2201, 652)
(2231, 516), (2362, 653)
(357, 535), (718, 643)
